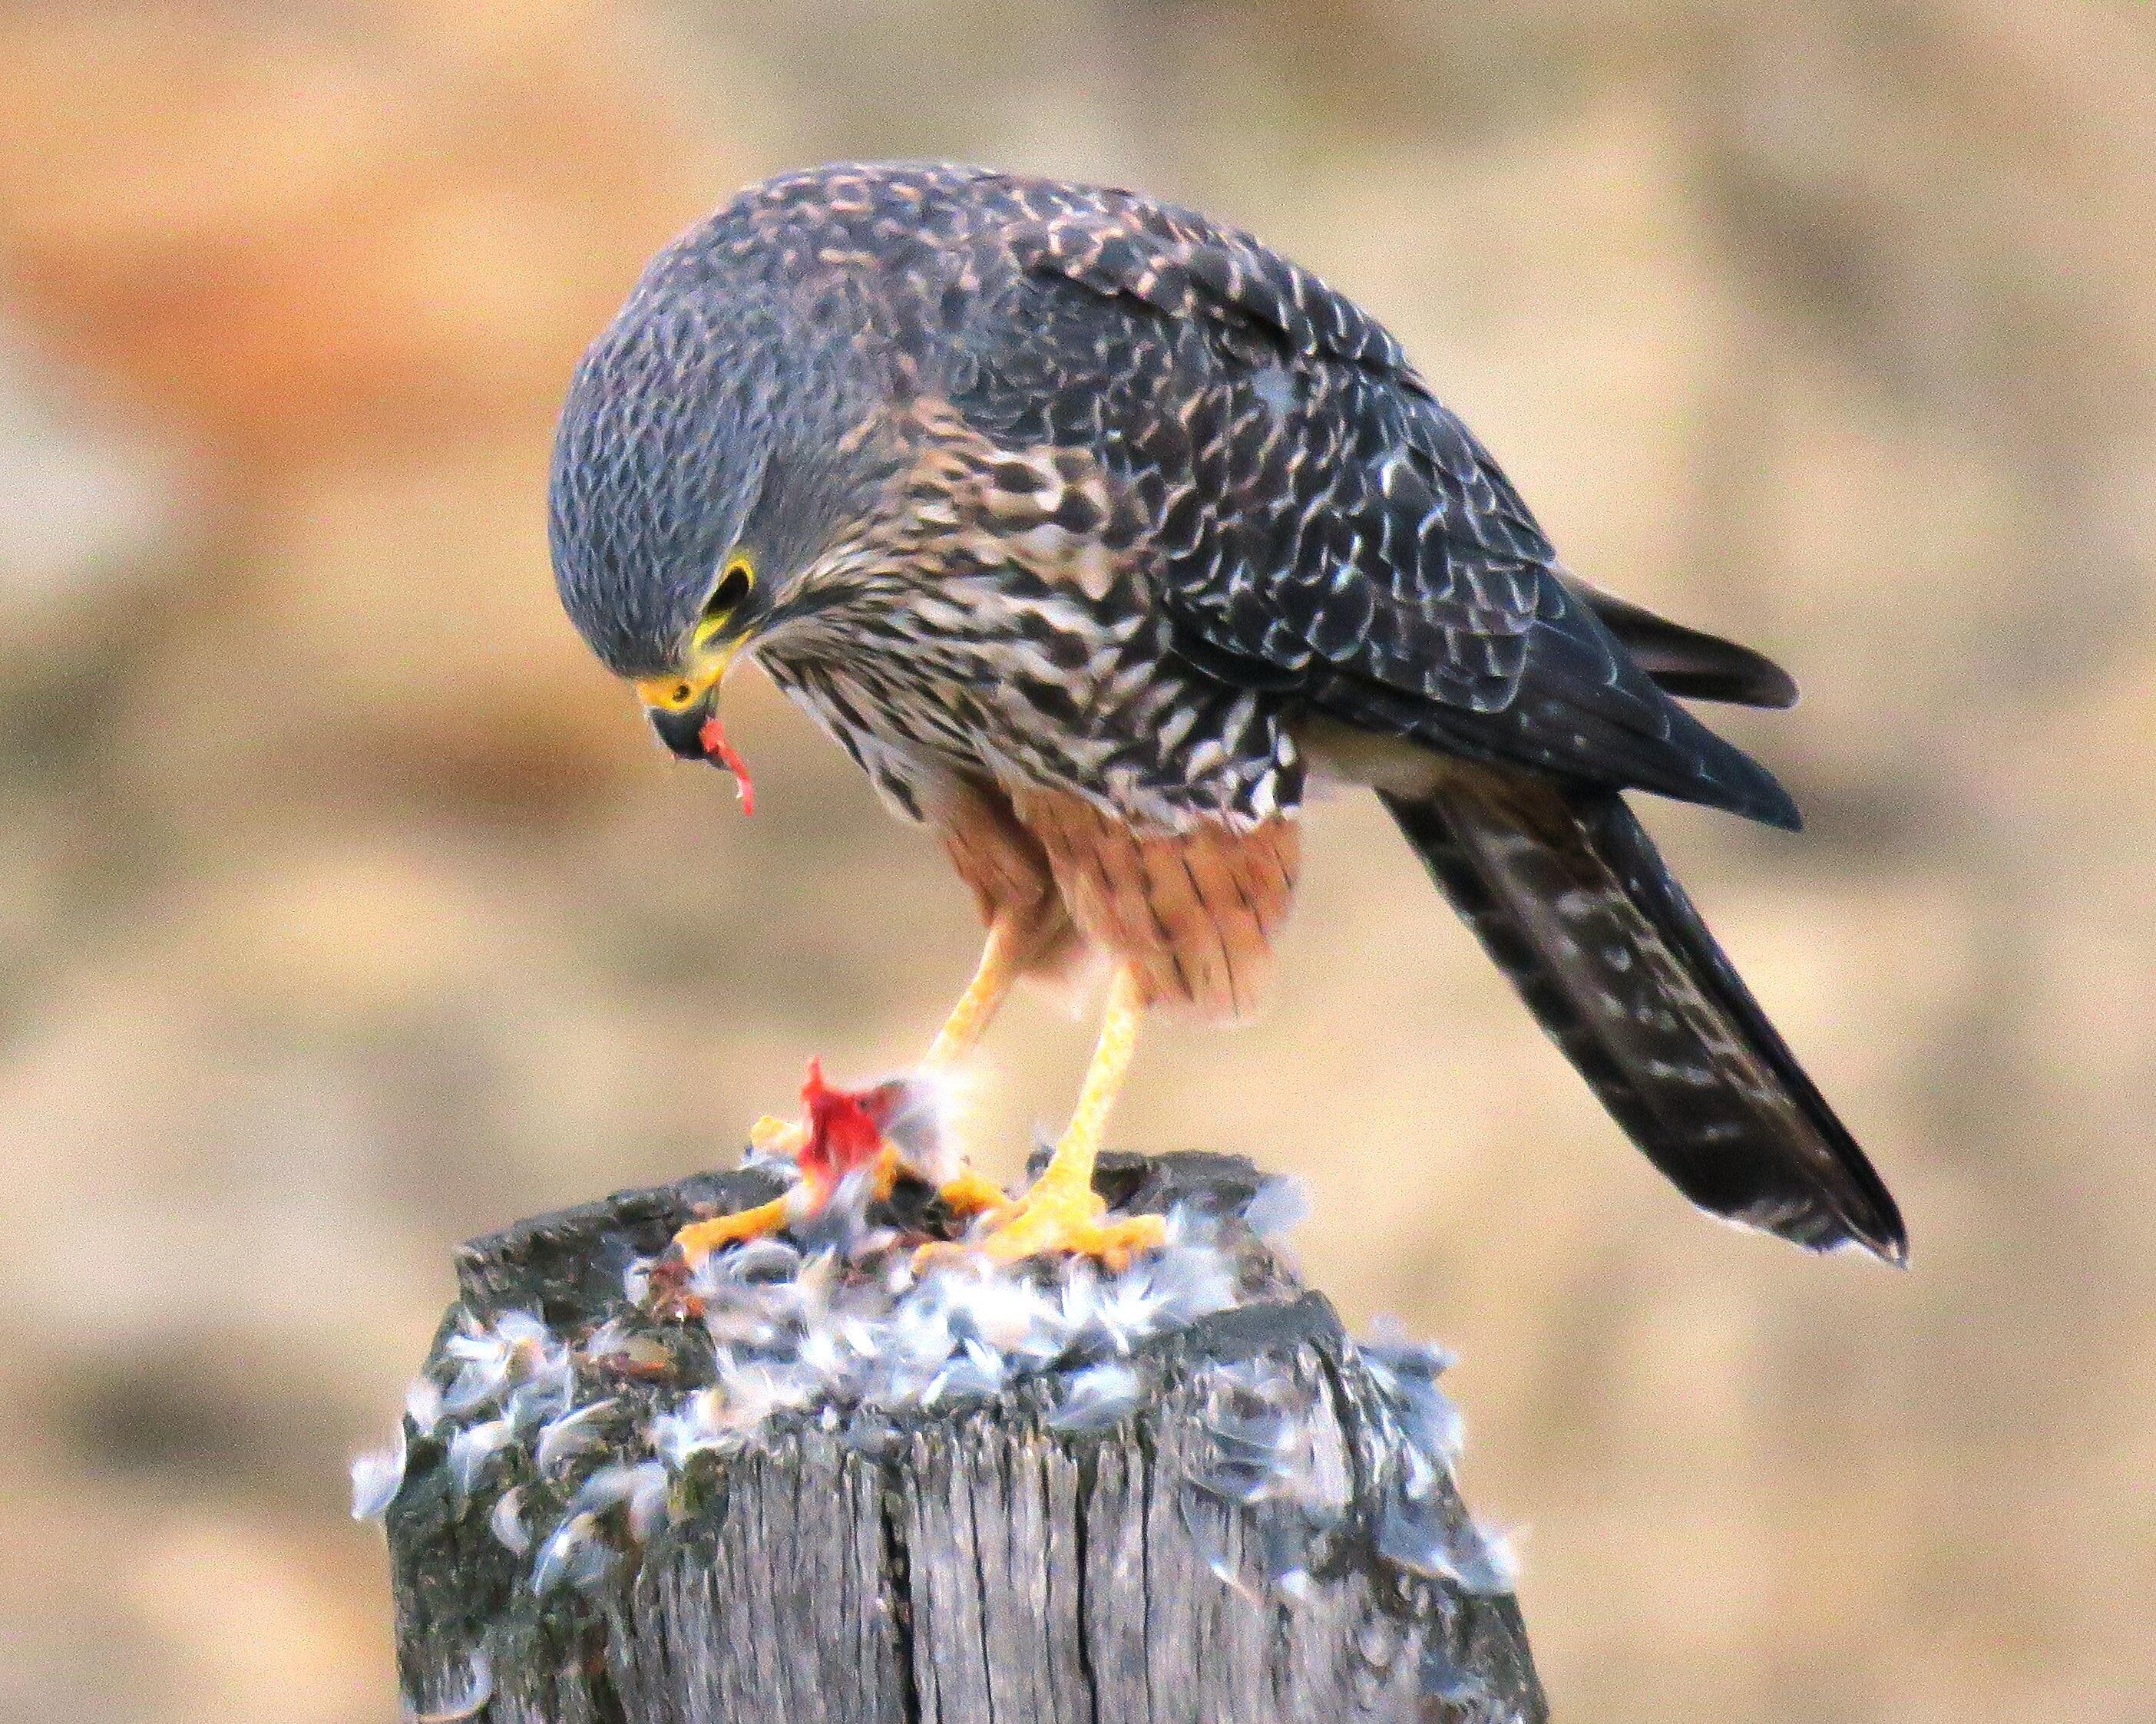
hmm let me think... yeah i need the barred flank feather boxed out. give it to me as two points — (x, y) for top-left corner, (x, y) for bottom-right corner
(1384, 769), (1906, 1263)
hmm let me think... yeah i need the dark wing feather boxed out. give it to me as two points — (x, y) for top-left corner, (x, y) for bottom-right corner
(1563, 578), (1800, 709)
(1384, 766), (1906, 1262)
(976, 191), (1797, 827)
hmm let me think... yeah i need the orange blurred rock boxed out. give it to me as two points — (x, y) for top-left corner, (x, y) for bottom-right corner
(0, 0), (734, 474)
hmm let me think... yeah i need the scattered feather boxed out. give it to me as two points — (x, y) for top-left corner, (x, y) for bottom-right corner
(488, 1486), (530, 1555)
(1375, 1483), (1518, 1594)
(582, 1318), (675, 1379)
(534, 1399), (617, 1474)
(403, 1376), (445, 1437)
(624, 1463), (673, 1543)
(350, 1425), (407, 1521)
(720, 1237), (804, 1286)
(1367, 1359), (1464, 1472)
(439, 1351), (508, 1417)
(1050, 1361), (1142, 1432)
(441, 1308), (571, 1421)
(531, 1511), (615, 1596)
(1242, 1176), (1310, 1239)
(447, 1417), (514, 1501)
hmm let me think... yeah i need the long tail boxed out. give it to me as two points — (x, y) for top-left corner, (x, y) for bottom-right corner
(1383, 768), (1906, 1263)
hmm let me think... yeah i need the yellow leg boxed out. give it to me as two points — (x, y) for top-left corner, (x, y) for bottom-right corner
(925, 913), (1031, 1067)
(945, 964), (1166, 1269)
(919, 913), (1041, 1214)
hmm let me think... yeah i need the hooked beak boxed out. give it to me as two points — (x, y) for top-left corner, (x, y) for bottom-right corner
(635, 646), (738, 763)
(645, 685), (718, 761)
(635, 647), (757, 813)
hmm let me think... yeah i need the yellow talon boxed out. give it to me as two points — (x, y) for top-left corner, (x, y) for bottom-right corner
(923, 963), (1163, 1270)
(670, 1193), (798, 1266)
(669, 1143), (904, 1272)
(924, 911), (1033, 1067)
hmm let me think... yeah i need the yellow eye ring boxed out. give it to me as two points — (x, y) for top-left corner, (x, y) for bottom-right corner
(701, 554), (756, 626)
(692, 557), (754, 652)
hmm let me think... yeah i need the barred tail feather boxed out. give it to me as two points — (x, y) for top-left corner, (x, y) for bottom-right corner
(1383, 771), (1906, 1263)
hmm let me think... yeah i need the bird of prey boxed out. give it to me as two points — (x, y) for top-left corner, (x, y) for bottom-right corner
(549, 162), (1906, 1269)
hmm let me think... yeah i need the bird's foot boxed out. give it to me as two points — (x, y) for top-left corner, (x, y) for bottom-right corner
(670, 1191), (804, 1267)
(923, 1176), (1166, 1271)
(934, 1166), (1012, 1217)
(921, 963), (1159, 1269)
(666, 1143), (902, 1271)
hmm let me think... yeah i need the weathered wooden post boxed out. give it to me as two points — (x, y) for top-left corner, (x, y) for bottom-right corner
(359, 1150), (1546, 1723)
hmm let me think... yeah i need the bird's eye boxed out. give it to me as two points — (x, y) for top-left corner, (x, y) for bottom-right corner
(703, 555), (756, 628)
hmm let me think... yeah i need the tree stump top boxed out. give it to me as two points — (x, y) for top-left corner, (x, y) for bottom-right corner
(359, 1150), (1546, 1723)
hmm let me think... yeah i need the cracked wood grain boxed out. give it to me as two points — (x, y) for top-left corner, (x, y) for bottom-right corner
(386, 1152), (1546, 1723)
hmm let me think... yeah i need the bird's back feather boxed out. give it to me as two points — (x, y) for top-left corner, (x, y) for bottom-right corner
(973, 177), (1799, 825)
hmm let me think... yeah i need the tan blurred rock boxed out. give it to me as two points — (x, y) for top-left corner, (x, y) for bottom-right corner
(121, 1508), (387, 1724)
(0, 332), (198, 662)
(0, 0), (757, 799)
(238, 442), (638, 803)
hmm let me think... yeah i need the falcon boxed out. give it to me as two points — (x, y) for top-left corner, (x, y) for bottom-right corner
(548, 162), (1906, 1268)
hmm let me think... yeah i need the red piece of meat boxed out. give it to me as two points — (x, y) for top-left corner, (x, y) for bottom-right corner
(795, 1059), (904, 1193)
(697, 714), (756, 814)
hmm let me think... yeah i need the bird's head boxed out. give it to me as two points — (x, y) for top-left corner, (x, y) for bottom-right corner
(547, 228), (894, 781)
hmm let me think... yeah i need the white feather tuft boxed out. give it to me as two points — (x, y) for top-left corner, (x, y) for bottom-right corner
(349, 1425), (407, 1521)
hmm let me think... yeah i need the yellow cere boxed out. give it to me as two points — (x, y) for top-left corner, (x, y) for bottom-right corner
(635, 670), (716, 713)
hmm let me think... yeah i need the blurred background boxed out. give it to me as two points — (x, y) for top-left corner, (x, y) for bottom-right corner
(2, 2), (2151, 1719)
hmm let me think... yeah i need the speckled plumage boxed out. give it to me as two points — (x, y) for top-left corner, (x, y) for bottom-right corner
(550, 161), (1906, 1263)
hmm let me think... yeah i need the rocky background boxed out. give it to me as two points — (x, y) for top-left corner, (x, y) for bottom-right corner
(1, 4), (2150, 1721)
